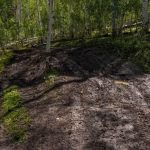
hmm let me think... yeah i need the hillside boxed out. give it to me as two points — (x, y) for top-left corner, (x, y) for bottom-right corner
(0, 44), (150, 150)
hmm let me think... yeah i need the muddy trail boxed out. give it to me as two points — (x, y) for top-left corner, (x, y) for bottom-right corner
(0, 46), (150, 150)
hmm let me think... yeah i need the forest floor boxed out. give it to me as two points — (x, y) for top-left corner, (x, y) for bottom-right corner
(0, 44), (150, 150)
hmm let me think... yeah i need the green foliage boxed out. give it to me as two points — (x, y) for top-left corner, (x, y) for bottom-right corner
(2, 86), (30, 141)
(2, 89), (21, 113)
(44, 69), (59, 86)
(0, 0), (145, 44)
(57, 36), (150, 73)
(3, 108), (30, 141)
(111, 36), (150, 73)
(133, 47), (150, 73)
(3, 85), (18, 94)
(0, 51), (13, 73)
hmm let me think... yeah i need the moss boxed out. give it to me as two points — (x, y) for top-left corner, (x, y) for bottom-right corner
(0, 50), (13, 74)
(2, 89), (21, 113)
(3, 108), (30, 141)
(2, 86), (30, 142)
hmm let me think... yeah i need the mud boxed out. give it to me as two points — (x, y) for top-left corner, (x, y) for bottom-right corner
(0, 46), (150, 150)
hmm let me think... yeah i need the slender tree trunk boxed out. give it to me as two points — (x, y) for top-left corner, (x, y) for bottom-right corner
(112, 0), (117, 37)
(16, 0), (22, 40)
(135, 11), (138, 32)
(142, 0), (149, 33)
(119, 13), (125, 35)
(16, 0), (22, 25)
(36, 0), (43, 29)
(130, 13), (133, 33)
(46, 0), (54, 53)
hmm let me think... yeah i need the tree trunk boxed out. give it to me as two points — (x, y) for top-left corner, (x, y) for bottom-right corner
(142, 0), (149, 33)
(46, 0), (54, 53)
(36, 0), (43, 29)
(118, 13), (125, 35)
(130, 13), (133, 33)
(16, 0), (22, 25)
(112, 0), (117, 37)
(16, 0), (22, 40)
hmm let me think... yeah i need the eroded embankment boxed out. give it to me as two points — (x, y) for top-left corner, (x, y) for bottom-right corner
(0, 47), (150, 150)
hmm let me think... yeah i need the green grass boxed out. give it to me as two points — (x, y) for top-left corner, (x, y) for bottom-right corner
(2, 88), (21, 112)
(1, 86), (30, 142)
(3, 108), (30, 141)
(0, 50), (13, 74)
(44, 69), (59, 86)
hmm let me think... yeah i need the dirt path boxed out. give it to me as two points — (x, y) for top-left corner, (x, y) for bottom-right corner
(70, 93), (87, 150)
(0, 47), (150, 150)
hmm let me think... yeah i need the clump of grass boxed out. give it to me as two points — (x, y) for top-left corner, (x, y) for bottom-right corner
(44, 69), (59, 86)
(2, 86), (30, 142)
(3, 108), (30, 141)
(0, 50), (13, 74)
(2, 86), (21, 113)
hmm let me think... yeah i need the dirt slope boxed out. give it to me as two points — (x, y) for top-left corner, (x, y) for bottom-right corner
(0, 47), (150, 150)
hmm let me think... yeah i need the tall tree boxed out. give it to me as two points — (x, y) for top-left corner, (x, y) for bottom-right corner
(142, 0), (149, 33)
(46, 0), (54, 52)
(112, 0), (117, 37)
(36, 0), (42, 29)
(16, 0), (22, 25)
(16, 0), (22, 39)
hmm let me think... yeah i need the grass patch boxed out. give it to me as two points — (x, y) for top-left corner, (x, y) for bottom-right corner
(0, 50), (13, 74)
(2, 87), (21, 113)
(1, 86), (30, 142)
(3, 108), (30, 141)
(44, 69), (59, 86)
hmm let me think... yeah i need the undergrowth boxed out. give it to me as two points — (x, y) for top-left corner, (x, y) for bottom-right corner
(44, 69), (59, 86)
(0, 50), (13, 74)
(1, 86), (30, 142)
(54, 34), (150, 73)
(113, 35), (150, 73)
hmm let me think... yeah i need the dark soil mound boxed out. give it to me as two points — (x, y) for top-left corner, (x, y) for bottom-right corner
(0, 47), (149, 150)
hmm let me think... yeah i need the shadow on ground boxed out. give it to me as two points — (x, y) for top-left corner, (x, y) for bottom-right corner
(0, 45), (150, 150)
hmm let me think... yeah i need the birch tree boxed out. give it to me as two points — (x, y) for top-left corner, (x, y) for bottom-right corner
(112, 0), (117, 37)
(46, 0), (54, 52)
(142, 0), (149, 33)
(16, 0), (22, 25)
(36, 0), (42, 29)
(16, 0), (22, 39)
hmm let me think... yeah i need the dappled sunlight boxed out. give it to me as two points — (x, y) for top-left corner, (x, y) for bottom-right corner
(0, 0), (150, 149)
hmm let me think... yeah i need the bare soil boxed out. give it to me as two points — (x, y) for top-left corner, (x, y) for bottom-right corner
(0, 46), (150, 150)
